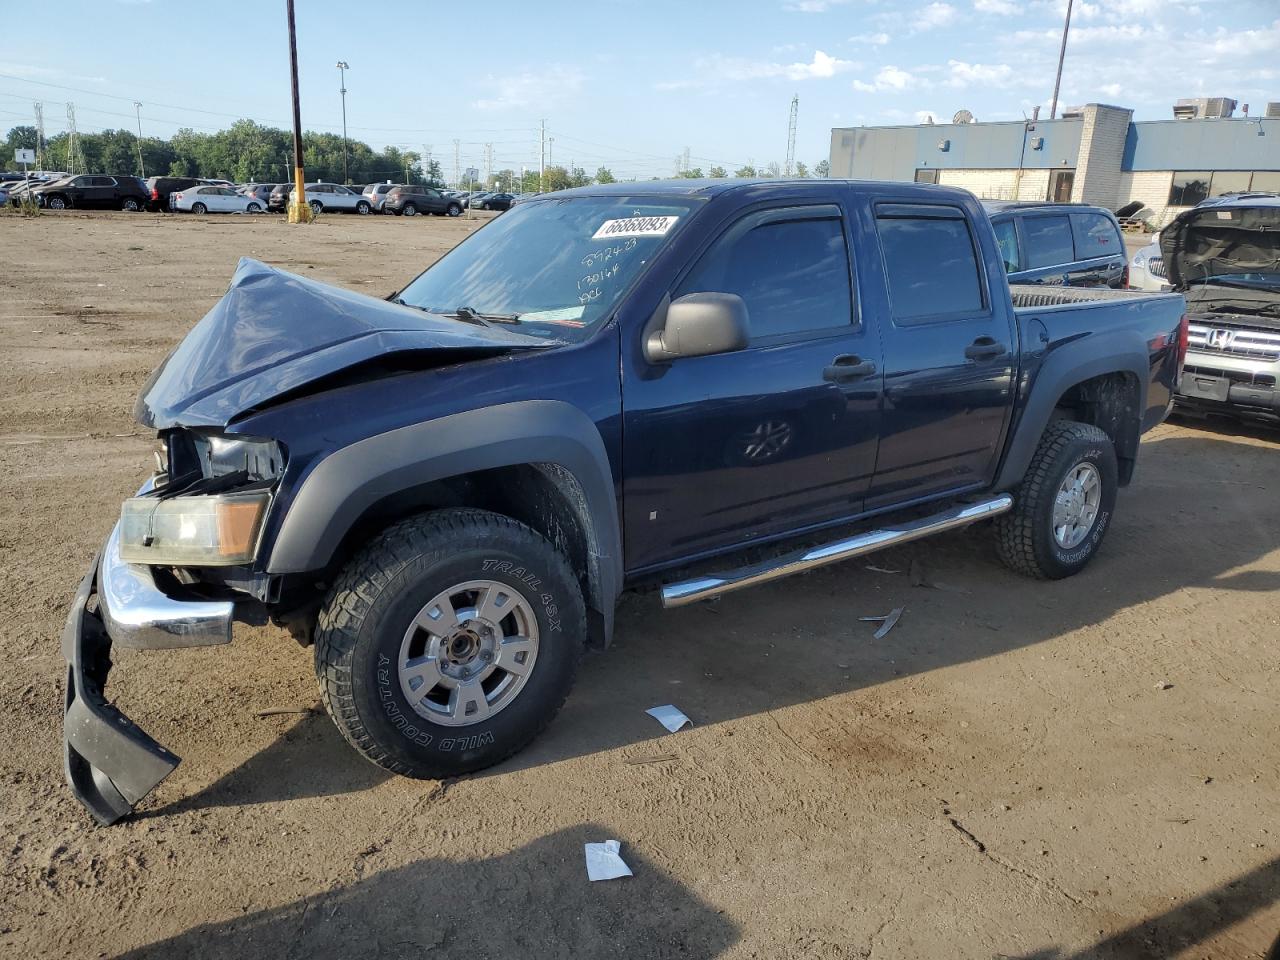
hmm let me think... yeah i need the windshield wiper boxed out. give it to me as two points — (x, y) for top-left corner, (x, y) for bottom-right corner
(451, 305), (522, 325)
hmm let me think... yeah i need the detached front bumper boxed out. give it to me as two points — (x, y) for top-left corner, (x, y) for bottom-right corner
(62, 522), (234, 825)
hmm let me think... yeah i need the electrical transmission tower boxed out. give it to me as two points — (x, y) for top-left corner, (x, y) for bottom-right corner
(484, 143), (493, 186)
(65, 103), (85, 175)
(33, 101), (45, 170)
(453, 139), (460, 189)
(784, 94), (799, 176)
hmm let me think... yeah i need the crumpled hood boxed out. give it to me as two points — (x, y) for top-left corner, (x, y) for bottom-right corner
(136, 258), (553, 429)
(1161, 202), (1280, 290)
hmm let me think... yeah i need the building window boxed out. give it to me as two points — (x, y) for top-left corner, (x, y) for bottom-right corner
(1250, 171), (1280, 193)
(1169, 172), (1212, 206)
(1210, 171), (1252, 197)
(914, 169), (939, 184)
(1047, 170), (1074, 203)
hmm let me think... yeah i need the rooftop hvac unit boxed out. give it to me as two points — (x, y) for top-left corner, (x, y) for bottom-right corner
(1266, 102), (1280, 119)
(1173, 97), (1237, 119)
(1060, 106), (1085, 119)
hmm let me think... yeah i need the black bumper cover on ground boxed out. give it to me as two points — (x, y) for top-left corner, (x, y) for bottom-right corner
(62, 555), (180, 825)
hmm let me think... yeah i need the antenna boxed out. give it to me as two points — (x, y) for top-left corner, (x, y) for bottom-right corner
(785, 94), (799, 176)
(952, 109), (975, 124)
(33, 101), (45, 170)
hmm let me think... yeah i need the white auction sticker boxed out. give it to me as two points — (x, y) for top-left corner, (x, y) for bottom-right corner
(592, 216), (679, 240)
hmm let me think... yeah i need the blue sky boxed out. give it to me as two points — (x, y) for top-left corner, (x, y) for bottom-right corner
(1, 0), (1277, 178)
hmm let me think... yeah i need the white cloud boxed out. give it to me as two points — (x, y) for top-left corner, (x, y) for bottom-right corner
(853, 65), (918, 92)
(974, 0), (1019, 13)
(915, 110), (942, 123)
(666, 49), (857, 89)
(472, 66), (584, 111)
(911, 2), (958, 30)
(788, 50), (857, 79)
(848, 31), (891, 45)
(783, 0), (853, 10)
(946, 59), (1015, 87)
(0, 61), (106, 84)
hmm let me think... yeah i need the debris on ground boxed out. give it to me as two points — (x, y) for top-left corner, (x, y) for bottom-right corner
(858, 607), (904, 639)
(1155, 681), (1174, 691)
(584, 840), (633, 881)
(253, 706), (316, 718)
(865, 564), (900, 575)
(646, 704), (692, 732)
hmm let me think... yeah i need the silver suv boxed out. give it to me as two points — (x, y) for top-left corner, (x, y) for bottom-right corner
(1163, 194), (1280, 421)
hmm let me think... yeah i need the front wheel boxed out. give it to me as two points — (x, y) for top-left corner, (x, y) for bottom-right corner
(47, 195), (67, 210)
(995, 420), (1118, 579)
(356, 200), (370, 214)
(246, 202), (262, 213)
(314, 508), (586, 779)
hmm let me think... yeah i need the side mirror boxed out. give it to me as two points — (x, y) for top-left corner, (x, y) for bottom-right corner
(644, 292), (750, 363)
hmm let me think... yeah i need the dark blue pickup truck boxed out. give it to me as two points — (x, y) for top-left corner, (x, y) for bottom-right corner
(62, 179), (1188, 823)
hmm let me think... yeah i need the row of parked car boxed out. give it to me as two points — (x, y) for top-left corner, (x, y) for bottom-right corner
(0, 171), (525, 218)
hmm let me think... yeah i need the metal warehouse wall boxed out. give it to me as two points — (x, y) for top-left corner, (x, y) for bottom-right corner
(1124, 118), (1280, 171)
(830, 119), (1082, 181)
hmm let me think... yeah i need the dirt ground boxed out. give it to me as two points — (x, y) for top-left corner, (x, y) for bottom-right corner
(0, 210), (1276, 960)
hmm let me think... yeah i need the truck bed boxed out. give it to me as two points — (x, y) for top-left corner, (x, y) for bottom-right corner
(1008, 284), (1181, 310)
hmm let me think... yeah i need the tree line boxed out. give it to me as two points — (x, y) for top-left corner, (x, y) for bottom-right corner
(4, 120), (831, 189)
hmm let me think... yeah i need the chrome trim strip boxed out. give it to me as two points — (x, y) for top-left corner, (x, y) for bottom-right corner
(661, 496), (1014, 609)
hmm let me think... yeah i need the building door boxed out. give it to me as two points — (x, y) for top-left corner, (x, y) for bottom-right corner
(1047, 169), (1075, 202)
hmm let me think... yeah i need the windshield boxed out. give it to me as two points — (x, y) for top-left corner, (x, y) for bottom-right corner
(396, 195), (701, 340)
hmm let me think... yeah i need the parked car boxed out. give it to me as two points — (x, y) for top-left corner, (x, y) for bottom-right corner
(1127, 234), (1167, 291)
(60, 178), (1189, 824)
(33, 174), (149, 211)
(0, 183), (8, 206)
(239, 183), (278, 207)
(382, 184), (462, 217)
(1161, 194), (1280, 421)
(173, 185), (265, 214)
(268, 182), (372, 215)
(477, 192), (515, 211)
(462, 192), (490, 209)
(361, 182), (398, 212)
(146, 176), (220, 212)
(983, 201), (1128, 287)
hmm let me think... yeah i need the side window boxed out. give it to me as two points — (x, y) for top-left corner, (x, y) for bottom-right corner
(677, 211), (854, 340)
(1069, 212), (1120, 259)
(1021, 215), (1075, 268)
(875, 205), (984, 323)
(992, 218), (1021, 272)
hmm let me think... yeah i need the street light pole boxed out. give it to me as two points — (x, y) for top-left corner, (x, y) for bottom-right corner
(286, 0), (309, 222)
(132, 101), (146, 179)
(336, 61), (350, 184)
(1049, 0), (1073, 120)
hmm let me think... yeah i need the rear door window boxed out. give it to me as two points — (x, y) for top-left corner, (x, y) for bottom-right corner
(992, 218), (1021, 272)
(1069, 212), (1120, 260)
(875, 204), (984, 323)
(1021, 215), (1075, 268)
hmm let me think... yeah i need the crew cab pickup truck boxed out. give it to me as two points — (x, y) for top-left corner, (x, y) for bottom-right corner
(1160, 194), (1280, 421)
(62, 180), (1188, 824)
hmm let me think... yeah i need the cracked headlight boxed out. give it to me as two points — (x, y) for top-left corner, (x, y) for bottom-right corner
(118, 491), (271, 566)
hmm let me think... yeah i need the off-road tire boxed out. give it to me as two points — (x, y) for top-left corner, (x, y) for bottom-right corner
(315, 508), (586, 779)
(996, 420), (1118, 580)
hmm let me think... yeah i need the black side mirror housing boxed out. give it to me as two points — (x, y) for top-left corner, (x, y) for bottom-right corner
(644, 292), (750, 363)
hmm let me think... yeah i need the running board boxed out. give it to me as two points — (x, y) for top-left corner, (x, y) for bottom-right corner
(660, 495), (1013, 609)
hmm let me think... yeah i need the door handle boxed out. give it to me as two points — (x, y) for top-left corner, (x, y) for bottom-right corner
(964, 337), (1007, 361)
(823, 355), (877, 382)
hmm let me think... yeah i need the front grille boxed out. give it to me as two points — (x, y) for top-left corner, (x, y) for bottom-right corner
(1183, 364), (1276, 387)
(1187, 322), (1280, 361)
(1148, 257), (1166, 278)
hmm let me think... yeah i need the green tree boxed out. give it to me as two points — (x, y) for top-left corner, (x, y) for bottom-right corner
(594, 166), (616, 184)
(814, 159), (830, 178)
(733, 164), (757, 178)
(569, 165), (591, 188)
(708, 165), (727, 178)
(794, 161), (809, 178)
(677, 167), (704, 179)
(541, 165), (572, 191)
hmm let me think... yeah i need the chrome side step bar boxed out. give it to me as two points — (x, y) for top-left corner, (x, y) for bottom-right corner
(660, 495), (1013, 609)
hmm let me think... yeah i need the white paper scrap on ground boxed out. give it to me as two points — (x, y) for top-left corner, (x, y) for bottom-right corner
(584, 840), (633, 881)
(646, 704), (692, 733)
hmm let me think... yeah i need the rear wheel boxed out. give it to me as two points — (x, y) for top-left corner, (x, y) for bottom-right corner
(996, 420), (1118, 579)
(191, 202), (207, 215)
(246, 201), (262, 213)
(402, 203), (418, 216)
(309, 199), (323, 215)
(120, 197), (141, 212)
(446, 203), (462, 217)
(315, 509), (586, 779)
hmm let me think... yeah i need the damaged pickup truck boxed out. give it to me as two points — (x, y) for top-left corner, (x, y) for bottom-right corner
(63, 179), (1189, 824)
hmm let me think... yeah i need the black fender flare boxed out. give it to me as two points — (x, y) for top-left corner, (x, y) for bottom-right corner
(994, 332), (1149, 492)
(265, 400), (622, 640)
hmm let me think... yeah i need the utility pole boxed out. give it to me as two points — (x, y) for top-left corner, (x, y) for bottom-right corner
(423, 144), (433, 185)
(32, 101), (44, 171)
(1049, 0), (1073, 120)
(336, 61), (350, 184)
(132, 101), (146, 179)
(785, 94), (799, 176)
(453, 139), (460, 190)
(285, 0), (310, 222)
(539, 119), (546, 192)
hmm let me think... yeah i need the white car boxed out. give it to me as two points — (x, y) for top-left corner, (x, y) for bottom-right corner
(174, 185), (265, 215)
(286, 182), (373, 215)
(1127, 233), (1168, 291)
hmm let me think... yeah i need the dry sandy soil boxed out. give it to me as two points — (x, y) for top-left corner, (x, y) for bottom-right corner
(0, 210), (1276, 960)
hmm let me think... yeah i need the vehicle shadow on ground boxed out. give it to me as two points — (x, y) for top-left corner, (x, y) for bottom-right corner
(109, 823), (739, 960)
(164, 431), (1278, 805)
(1009, 855), (1280, 959)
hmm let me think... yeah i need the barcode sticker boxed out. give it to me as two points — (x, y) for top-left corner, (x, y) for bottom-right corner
(592, 216), (679, 240)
